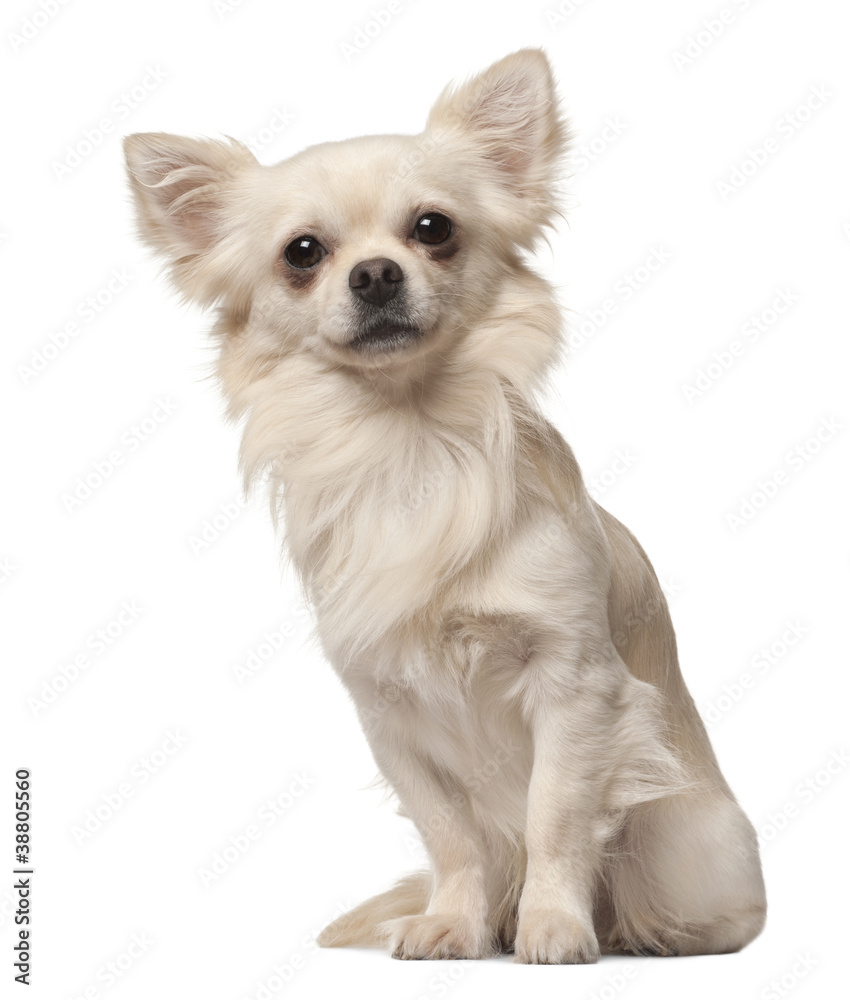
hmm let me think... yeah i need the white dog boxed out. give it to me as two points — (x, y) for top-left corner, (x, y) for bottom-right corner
(124, 48), (766, 963)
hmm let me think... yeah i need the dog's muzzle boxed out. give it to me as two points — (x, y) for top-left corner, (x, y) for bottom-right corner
(347, 257), (422, 352)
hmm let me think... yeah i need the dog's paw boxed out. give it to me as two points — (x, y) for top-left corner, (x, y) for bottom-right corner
(379, 914), (496, 960)
(514, 910), (599, 965)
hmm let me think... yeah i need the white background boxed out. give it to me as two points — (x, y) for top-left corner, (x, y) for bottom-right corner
(2, 0), (848, 997)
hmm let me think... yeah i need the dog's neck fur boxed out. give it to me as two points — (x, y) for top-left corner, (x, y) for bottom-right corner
(219, 268), (565, 664)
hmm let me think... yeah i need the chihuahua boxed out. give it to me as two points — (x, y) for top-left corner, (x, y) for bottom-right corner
(124, 49), (766, 963)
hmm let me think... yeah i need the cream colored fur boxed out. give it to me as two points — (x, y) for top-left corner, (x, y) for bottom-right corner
(124, 49), (766, 963)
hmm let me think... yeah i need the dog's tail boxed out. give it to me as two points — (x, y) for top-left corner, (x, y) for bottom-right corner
(317, 871), (431, 948)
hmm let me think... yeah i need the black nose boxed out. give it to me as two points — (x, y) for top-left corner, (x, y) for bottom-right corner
(348, 257), (404, 306)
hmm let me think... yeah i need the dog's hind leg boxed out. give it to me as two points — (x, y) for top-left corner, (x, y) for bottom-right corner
(604, 792), (766, 956)
(595, 504), (766, 955)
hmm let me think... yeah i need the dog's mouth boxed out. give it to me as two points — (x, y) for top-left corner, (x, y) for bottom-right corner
(348, 324), (423, 353)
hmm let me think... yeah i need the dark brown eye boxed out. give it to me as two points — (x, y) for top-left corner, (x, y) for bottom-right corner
(284, 235), (326, 269)
(413, 213), (452, 245)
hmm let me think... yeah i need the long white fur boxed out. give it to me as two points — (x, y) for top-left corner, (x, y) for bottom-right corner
(124, 49), (766, 963)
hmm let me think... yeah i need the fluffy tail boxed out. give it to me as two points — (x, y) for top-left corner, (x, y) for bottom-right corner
(317, 871), (431, 948)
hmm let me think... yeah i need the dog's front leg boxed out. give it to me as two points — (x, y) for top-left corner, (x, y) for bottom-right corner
(349, 682), (496, 959)
(514, 655), (618, 964)
(380, 752), (496, 959)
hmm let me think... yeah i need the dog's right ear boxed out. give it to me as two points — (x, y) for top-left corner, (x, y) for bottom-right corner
(123, 132), (258, 305)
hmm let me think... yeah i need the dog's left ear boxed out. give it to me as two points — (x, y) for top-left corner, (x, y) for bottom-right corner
(425, 49), (568, 243)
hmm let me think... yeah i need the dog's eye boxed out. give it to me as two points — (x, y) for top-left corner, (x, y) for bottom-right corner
(284, 236), (327, 269)
(413, 213), (452, 245)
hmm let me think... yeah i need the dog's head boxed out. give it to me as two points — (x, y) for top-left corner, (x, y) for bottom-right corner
(124, 49), (567, 374)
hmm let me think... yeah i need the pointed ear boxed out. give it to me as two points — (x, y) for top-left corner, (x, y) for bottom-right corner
(123, 132), (258, 303)
(425, 49), (568, 241)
